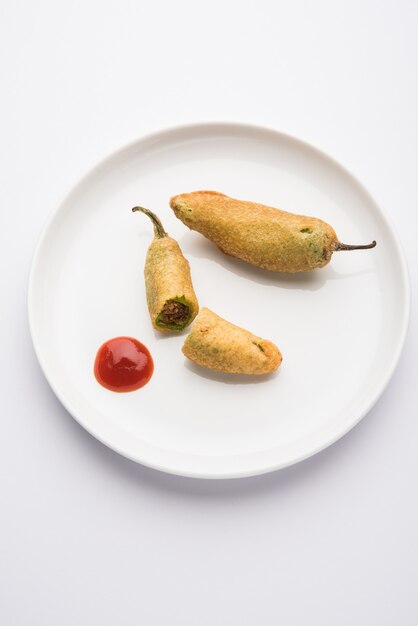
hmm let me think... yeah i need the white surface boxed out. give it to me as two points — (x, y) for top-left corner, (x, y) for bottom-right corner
(29, 123), (409, 478)
(1, 0), (417, 623)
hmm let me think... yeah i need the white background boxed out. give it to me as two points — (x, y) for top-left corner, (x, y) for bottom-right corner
(1, 1), (417, 624)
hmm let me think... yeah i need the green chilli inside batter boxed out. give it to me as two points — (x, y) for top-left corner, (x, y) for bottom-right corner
(156, 296), (193, 331)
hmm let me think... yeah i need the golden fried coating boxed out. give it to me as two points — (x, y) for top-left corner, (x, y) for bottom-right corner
(170, 191), (376, 273)
(182, 307), (282, 375)
(133, 207), (199, 332)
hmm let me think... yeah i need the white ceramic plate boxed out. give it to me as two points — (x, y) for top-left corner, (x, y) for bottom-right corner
(29, 123), (409, 478)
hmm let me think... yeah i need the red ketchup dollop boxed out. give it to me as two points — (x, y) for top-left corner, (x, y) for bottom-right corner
(94, 337), (153, 392)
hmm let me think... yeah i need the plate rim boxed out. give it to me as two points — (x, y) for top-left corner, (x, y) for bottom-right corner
(28, 121), (411, 479)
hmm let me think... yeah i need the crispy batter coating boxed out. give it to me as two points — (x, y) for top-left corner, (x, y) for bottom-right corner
(182, 307), (282, 375)
(145, 236), (199, 332)
(170, 191), (337, 272)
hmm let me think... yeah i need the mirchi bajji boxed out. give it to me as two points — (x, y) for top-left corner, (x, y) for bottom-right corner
(182, 307), (282, 375)
(170, 191), (376, 273)
(132, 206), (199, 332)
